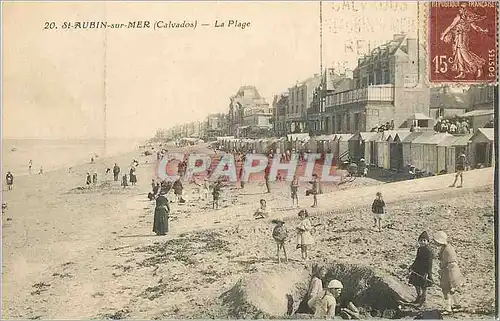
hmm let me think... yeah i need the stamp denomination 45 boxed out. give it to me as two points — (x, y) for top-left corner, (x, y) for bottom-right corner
(429, 1), (497, 83)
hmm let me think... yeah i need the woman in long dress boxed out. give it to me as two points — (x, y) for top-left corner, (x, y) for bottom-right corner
(433, 231), (464, 314)
(129, 167), (137, 185)
(153, 191), (170, 236)
(440, 4), (489, 79)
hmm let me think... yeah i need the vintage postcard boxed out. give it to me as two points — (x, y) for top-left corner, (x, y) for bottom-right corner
(1, 1), (497, 320)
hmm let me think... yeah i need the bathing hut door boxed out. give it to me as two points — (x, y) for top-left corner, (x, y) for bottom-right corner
(446, 146), (456, 173)
(389, 137), (403, 171)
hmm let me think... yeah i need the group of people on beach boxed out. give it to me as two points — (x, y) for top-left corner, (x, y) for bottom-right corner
(292, 229), (464, 319)
(142, 141), (469, 317)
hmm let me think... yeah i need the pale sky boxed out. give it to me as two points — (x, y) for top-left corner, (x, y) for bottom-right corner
(2, 1), (419, 139)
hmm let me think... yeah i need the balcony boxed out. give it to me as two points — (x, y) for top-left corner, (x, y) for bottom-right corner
(325, 84), (394, 109)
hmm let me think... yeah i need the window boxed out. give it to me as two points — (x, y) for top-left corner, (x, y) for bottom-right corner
(346, 113), (351, 132)
(384, 70), (391, 84)
(354, 113), (360, 131)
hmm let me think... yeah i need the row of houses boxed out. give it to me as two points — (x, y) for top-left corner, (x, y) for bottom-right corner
(216, 127), (494, 175)
(162, 32), (495, 143)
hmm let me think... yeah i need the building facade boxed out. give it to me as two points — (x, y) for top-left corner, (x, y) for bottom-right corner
(468, 85), (496, 110)
(271, 93), (288, 137)
(228, 86), (271, 137)
(307, 69), (354, 135)
(323, 33), (430, 134)
(430, 86), (468, 119)
(285, 74), (322, 134)
(204, 113), (226, 140)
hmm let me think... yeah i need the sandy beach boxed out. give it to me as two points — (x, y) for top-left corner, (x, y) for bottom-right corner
(1, 143), (495, 319)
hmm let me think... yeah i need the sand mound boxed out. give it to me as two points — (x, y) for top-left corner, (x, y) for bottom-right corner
(220, 261), (414, 318)
(220, 264), (310, 318)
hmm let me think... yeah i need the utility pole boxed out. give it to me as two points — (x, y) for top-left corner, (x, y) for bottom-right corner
(319, 0), (324, 134)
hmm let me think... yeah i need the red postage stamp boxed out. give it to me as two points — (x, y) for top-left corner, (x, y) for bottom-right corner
(429, 1), (497, 83)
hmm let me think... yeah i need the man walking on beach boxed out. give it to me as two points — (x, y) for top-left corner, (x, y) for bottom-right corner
(264, 159), (271, 194)
(28, 160), (32, 175)
(449, 151), (467, 188)
(308, 174), (319, 208)
(113, 163), (120, 182)
(5, 171), (13, 190)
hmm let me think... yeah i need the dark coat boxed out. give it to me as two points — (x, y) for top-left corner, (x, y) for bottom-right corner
(153, 195), (170, 235)
(371, 199), (385, 214)
(173, 180), (183, 195)
(409, 245), (433, 287)
(129, 168), (137, 183)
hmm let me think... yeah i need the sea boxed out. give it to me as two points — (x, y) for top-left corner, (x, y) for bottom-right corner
(2, 138), (146, 176)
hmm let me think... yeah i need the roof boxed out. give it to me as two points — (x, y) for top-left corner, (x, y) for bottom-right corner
(393, 131), (412, 142)
(336, 134), (354, 141)
(380, 130), (410, 141)
(473, 128), (495, 141)
(360, 132), (381, 141)
(401, 132), (427, 143)
(430, 87), (469, 109)
(216, 136), (235, 141)
(452, 134), (474, 146)
(460, 109), (495, 117)
(287, 133), (310, 142)
(314, 134), (336, 141)
(437, 135), (457, 147)
(409, 113), (432, 120)
(412, 133), (453, 145)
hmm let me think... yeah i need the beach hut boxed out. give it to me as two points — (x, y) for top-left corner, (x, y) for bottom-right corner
(402, 132), (427, 167)
(329, 134), (340, 164)
(389, 131), (412, 171)
(348, 132), (379, 164)
(336, 134), (354, 164)
(437, 134), (473, 174)
(375, 132), (396, 169)
(308, 137), (319, 153)
(375, 131), (399, 169)
(411, 133), (453, 174)
(468, 128), (495, 169)
(314, 134), (336, 153)
(287, 133), (310, 152)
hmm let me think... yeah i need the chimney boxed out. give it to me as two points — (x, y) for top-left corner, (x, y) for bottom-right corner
(406, 37), (418, 59)
(393, 33), (405, 41)
(345, 68), (353, 79)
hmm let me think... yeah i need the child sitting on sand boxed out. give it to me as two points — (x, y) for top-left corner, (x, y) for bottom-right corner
(371, 192), (385, 232)
(271, 219), (288, 264)
(254, 199), (271, 219)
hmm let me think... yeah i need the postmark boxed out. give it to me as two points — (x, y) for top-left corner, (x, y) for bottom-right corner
(429, 1), (498, 83)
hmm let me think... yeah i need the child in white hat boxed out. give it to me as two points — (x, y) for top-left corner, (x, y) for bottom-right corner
(313, 279), (343, 318)
(433, 231), (464, 314)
